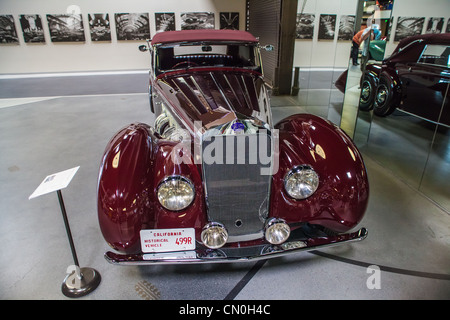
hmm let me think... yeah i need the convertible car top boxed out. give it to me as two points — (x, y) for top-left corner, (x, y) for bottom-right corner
(385, 33), (450, 67)
(151, 29), (259, 45)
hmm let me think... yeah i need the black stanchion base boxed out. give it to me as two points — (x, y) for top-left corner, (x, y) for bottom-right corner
(62, 267), (101, 298)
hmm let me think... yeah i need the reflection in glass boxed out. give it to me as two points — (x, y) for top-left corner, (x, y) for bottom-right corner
(361, 111), (436, 190)
(290, 0), (356, 128)
(338, 0), (449, 213)
(419, 83), (450, 211)
(340, 0), (379, 139)
(348, 0), (393, 144)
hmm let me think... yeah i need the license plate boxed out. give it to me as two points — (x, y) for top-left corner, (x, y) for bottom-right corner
(140, 228), (195, 253)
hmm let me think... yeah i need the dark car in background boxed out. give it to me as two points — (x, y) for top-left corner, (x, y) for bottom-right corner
(338, 33), (450, 126)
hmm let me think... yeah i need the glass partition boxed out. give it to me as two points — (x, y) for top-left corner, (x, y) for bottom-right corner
(292, 0), (449, 212)
(341, 0), (394, 141)
(291, 0), (358, 127)
(343, 0), (450, 212)
(415, 84), (450, 211)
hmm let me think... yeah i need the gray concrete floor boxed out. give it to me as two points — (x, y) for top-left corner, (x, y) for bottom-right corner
(0, 71), (449, 300)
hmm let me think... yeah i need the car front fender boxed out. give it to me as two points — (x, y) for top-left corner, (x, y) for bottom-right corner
(97, 123), (156, 253)
(272, 114), (369, 232)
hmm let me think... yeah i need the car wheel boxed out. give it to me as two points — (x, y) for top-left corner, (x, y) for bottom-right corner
(373, 76), (397, 117)
(359, 76), (375, 111)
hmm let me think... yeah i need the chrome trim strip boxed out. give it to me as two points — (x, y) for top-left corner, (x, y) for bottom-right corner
(416, 43), (428, 64)
(210, 72), (234, 111)
(398, 39), (424, 53)
(169, 77), (203, 117)
(240, 74), (253, 109)
(227, 231), (264, 242)
(189, 75), (213, 112)
(104, 227), (368, 265)
(395, 108), (450, 129)
(223, 73), (245, 109)
(157, 175), (195, 190)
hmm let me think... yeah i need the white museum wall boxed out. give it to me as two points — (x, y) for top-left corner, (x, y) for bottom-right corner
(0, 0), (246, 74)
(293, 0), (450, 69)
(1, 0), (449, 74)
(383, 0), (450, 57)
(293, 0), (358, 68)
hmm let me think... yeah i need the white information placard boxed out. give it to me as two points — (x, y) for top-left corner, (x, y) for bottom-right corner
(29, 166), (80, 199)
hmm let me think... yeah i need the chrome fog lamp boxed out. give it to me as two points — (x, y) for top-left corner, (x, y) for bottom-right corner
(157, 176), (195, 211)
(201, 222), (228, 249)
(284, 165), (319, 200)
(265, 218), (290, 245)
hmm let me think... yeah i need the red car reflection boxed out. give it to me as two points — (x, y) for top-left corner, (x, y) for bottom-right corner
(337, 33), (450, 126)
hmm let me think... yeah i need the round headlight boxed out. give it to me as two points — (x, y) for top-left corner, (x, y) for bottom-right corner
(157, 176), (195, 211)
(201, 222), (228, 249)
(265, 218), (290, 245)
(284, 165), (319, 200)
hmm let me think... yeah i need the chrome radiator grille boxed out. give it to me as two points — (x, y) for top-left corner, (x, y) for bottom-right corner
(201, 133), (272, 241)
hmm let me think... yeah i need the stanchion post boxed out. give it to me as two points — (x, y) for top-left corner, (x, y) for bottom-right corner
(57, 190), (79, 267)
(291, 67), (300, 96)
(29, 167), (101, 298)
(57, 189), (101, 298)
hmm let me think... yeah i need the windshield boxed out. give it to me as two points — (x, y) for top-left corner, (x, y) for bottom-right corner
(418, 44), (450, 67)
(155, 43), (261, 75)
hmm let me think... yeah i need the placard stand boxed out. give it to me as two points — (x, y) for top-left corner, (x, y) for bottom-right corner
(29, 167), (101, 298)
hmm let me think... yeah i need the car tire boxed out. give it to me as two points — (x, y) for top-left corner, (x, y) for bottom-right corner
(373, 75), (397, 117)
(359, 75), (375, 111)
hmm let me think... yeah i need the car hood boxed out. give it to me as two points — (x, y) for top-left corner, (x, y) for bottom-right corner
(156, 68), (270, 133)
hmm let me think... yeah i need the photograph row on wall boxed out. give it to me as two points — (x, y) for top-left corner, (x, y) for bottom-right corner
(296, 14), (450, 41)
(0, 12), (239, 44)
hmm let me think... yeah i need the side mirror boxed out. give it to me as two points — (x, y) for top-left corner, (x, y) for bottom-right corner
(138, 45), (148, 52)
(262, 44), (274, 52)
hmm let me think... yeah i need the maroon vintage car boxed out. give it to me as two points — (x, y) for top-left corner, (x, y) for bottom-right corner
(97, 30), (368, 264)
(337, 33), (450, 126)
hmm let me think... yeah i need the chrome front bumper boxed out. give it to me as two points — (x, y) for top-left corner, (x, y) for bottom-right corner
(104, 226), (368, 265)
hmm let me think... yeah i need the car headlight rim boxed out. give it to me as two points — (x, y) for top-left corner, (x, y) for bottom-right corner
(284, 165), (319, 200)
(157, 175), (195, 211)
(265, 217), (290, 245)
(201, 222), (228, 249)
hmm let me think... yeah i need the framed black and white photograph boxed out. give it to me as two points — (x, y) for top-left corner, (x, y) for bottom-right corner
(0, 15), (19, 43)
(47, 14), (85, 42)
(181, 12), (214, 30)
(337, 15), (355, 41)
(88, 14), (111, 41)
(220, 12), (239, 30)
(394, 17), (425, 42)
(425, 17), (444, 34)
(115, 13), (150, 40)
(155, 13), (175, 33)
(19, 15), (45, 43)
(296, 13), (315, 39)
(318, 14), (336, 40)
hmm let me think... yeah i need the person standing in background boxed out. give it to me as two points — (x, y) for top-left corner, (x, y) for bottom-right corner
(360, 25), (380, 70)
(351, 26), (372, 66)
